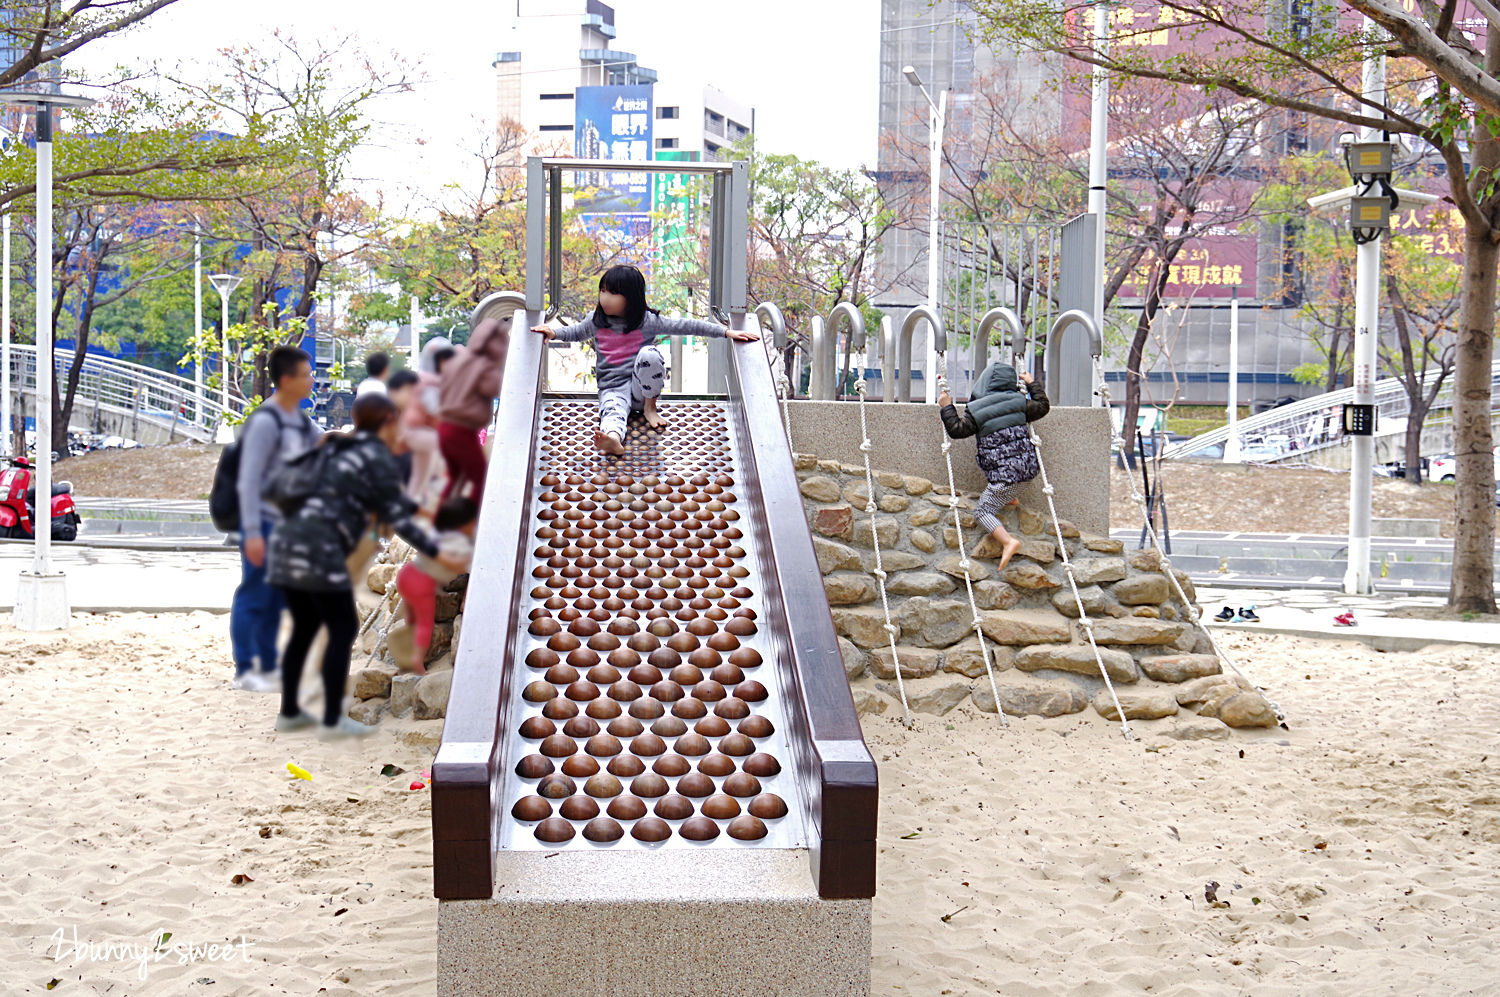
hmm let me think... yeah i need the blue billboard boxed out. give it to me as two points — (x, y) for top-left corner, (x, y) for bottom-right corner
(574, 84), (653, 215)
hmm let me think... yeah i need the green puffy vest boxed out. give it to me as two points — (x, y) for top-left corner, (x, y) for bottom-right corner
(964, 363), (1029, 437)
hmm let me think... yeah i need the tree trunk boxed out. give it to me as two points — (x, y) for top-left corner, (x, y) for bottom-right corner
(1120, 249), (1179, 469)
(1449, 224), (1498, 613)
(1387, 279), (1424, 485)
(1404, 400), (1428, 485)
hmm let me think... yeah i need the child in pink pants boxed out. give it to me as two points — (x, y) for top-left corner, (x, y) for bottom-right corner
(392, 497), (477, 673)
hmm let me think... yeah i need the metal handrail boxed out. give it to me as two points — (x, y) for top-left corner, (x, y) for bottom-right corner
(976, 306), (1026, 375)
(808, 315), (832, 400)
(6, 344), (246, 443)
(754, 301), (788, 351)
(895, 305), (945, 403)
(470, 290), (528, 328)
(1044, 309), (1102, 407)
(1162, 359), (1500, 461)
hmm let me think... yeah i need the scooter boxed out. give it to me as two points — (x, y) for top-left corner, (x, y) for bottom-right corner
(0, 457), (81, 541)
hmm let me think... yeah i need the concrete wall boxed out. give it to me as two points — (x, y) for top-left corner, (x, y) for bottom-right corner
(784, 401), (1111, 537)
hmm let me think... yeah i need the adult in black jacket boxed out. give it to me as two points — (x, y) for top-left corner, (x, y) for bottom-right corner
(268, 393), (465, 739)
(939, 363), (1050, 570)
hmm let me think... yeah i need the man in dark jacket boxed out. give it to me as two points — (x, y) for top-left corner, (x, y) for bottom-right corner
(231, 346), (320, 692)
(939, 362), (1050, 570)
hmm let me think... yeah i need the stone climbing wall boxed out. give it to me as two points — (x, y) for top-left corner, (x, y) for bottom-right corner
(350, 457), (1278, 739)
(792, 453), (1278, 736)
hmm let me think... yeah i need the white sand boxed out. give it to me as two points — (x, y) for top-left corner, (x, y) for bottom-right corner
(3, 616), (1499, 995)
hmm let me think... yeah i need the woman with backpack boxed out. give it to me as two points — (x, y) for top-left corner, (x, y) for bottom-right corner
(267, 392), (467, 740)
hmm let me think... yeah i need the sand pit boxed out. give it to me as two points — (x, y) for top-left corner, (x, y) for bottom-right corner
(2, 614), (1498, 995)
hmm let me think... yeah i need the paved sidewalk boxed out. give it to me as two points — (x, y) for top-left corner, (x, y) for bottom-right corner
(0, 545), (238, 613)
(1197, 585), (1496, 650)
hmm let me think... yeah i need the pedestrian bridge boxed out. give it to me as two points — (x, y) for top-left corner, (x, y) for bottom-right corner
(2, 344), (246, 446)
(1164, 360), (1500, 468)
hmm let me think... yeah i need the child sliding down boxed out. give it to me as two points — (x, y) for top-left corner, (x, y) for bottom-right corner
(532, 265), (758, 454)
(939, 363), (1050, 571)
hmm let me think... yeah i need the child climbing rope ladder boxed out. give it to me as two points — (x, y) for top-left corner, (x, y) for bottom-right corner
(938, 364), (1051, 570)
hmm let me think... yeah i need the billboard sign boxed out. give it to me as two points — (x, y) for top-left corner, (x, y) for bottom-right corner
(574, 84), (653, 215)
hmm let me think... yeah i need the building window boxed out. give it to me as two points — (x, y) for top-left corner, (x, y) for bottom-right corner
(539, 124), (572, 132)
(728, 120), (749, 140)
(655, 138), (678, 149)
(539, 92), (574, 101)
(705, 141), (722, 157)
(656, 106), (679, 119)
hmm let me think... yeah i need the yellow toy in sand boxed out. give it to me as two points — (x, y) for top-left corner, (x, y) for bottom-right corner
(286, 763), (312, 781)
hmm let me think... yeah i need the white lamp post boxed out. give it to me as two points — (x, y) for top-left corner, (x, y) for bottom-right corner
(0, 88), (97, 631)
(2, 211), (10, 457)
(193, 226), (203, 425)
(207, 272), (242, 440)
(903, 64), (947, 404)
(1087, 2), (1111, 346)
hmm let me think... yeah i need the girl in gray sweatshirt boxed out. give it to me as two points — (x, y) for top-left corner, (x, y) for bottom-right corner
(532, 265), (758, 454)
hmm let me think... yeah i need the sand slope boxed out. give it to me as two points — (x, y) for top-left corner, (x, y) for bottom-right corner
(2, 617), (1499, 995)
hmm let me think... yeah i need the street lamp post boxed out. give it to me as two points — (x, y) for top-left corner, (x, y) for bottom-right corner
(0, 88), (97, 631)
(2, 211), (11, 457)
(1088, 2), (1112, 344)
(903, 65), (947, 404)
(193, 227), (203, 425)
(207, 272), (243, 430)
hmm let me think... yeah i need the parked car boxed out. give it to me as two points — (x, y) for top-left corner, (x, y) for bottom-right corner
(1430, 448), (1499, 483)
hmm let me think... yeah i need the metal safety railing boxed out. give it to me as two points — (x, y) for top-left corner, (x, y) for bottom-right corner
(4, 345), (246, 444)
(1162, 359), (1500, 462)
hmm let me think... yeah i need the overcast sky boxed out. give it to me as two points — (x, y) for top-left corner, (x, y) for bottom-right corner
(72, 0), (881, 210)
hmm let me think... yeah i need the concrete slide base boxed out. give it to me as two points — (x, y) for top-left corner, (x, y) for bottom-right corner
(437, 850), (871, 997)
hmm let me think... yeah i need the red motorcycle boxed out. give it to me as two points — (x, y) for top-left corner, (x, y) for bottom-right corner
(0, 457), (81, 541)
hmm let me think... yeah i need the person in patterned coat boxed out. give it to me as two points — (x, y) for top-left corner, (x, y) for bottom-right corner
(267, 393), (467, 739)
(939, 362), (1050, 571)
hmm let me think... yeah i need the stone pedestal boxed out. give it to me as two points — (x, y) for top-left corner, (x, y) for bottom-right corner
(437, 850), (871, 997)
(14, 570), (69, 630)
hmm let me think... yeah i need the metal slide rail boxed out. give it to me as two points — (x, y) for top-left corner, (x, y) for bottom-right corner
(1162, 359), (1500, 462)
(5, 344), (246, 443)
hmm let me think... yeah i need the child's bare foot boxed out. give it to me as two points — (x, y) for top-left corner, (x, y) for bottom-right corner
(409, 655), (427, 676)
(642, 397), (668, 430)
(594, 429), (625, 455)
(998, 536), (1023, 571)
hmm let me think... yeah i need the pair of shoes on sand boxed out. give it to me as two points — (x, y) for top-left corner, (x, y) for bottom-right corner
(275, 711), (379, 740)
(1213, 606), (1259, 623)
(1333, 611), (1356, 627)
(232, 669), (280, 693)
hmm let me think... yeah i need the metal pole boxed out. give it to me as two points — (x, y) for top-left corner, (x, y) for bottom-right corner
(220, 289), (231, 413)
(1225, 289), (1241, 463)
(924, 89), (947, 404)
(1088, 3), (1110, 342)
(1344, 19), (1383, 596)
(409, 294), (421, 369)
(193, 229), (203, 425)
(34, 113), (52, 575)
(1, 211), (9, 456)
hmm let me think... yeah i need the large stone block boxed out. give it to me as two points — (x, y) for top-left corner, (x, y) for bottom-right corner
(910, 529), (938, 553)
(811, 505), (853, 539)
(1112, 573), (1172, 605)
(831, 607), (898, 649)
(887, 571), (957, 597)
(367, 563), (397, 595)
(1130, 549), (1165, 572)
(977, 609), (1072, 645)
(1046, 519), (1081, 539)
(852, 517), (900, 549)
(1165, 717), (1232, 741)
(389, 672), (423, 717)
(1017, 506), (1047, 535)
(1014, 642), (1139, 683)
(812, 537), (862, 574)
(799, 475), (843, 503)
(896, 597), (973, 648)
(838, 637), (866, 679)
(1175, 675), (1243, 706)
(1002, 561), (1060, 590)
(1138, 653), (1222, 683)
(1069, 558), (1128, 585)
(881, 678), (972, 716)
(877, 471), (906, 489)
(823, 572), (877, 606)
(352, 666), (395, 700)
(868, 550), (925, 572)
(936, 555), (991, 582)
(1201, 689), (1278, 728)
(843, 482), (872, 508)
(972, 673), (1090, 717)
(852, 687), (890, 717)
(909, 507), (941, 528)
(348, 697), (387, 725)
(867, 644), (943, 680)
(903, 475), (933, 495)
(879, 494), (910, 513)
(973, 580), (1019, 610)
(1092, 688), (1179, 721)
(434, 590), (464, 622)
(1085, 617), (1186, 646)
(793, 454), (818, 471)
(943, 635), (1014, 678)
(1051, 584), (1108, 618)
(1084, 537), (1125, 554)
(413, 668), (453, 720)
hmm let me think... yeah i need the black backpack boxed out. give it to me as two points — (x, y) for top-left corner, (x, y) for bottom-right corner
(208, 406), (292, 534)
(261, 434), (355, 517)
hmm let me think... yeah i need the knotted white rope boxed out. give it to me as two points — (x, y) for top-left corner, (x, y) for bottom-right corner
(853, 358), (913, 727)
(933, 352), (1007, 727)
(771, 340), (796, 457)
(1094, 358), (1282, 721)
(359, 542), (415, 669)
